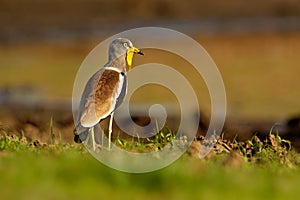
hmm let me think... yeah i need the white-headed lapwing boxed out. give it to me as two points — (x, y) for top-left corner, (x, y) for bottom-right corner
(74, 38), (144, 150)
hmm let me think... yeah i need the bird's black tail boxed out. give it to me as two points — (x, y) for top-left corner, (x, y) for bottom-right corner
(73, 127), (89, 143)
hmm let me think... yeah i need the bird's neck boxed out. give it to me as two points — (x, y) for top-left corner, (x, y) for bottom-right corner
(107, 54), (127, 72)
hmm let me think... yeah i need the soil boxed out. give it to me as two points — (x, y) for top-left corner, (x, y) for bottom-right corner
(1, 103), (300, 152)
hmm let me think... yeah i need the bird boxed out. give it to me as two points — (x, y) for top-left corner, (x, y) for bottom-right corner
(73, 38), (144, 150)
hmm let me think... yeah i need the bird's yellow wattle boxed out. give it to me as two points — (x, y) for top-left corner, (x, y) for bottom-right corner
(126, 49), (134, 70)
(126, 46), (142, 71)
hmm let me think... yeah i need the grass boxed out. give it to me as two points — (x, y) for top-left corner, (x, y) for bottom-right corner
(115, 126), (176, 152)
(1, 130), (300, 200)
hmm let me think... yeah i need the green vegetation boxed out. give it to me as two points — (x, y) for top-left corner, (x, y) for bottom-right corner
(115, 126), (175, 152)
(1, 131), (300, 200)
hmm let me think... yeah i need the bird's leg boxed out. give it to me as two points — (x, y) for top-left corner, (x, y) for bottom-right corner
(108, 112), (114, 150)
(90, 126), (96, 151)
(101, 128), (104, 149)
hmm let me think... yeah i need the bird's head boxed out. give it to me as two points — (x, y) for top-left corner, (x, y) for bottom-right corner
(108, 38), (144, 71)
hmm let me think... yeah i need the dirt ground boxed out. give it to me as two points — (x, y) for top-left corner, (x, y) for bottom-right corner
(1, 103), (299, 152)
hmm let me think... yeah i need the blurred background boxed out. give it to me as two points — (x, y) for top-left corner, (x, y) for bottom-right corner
(0, 0), (300, 147)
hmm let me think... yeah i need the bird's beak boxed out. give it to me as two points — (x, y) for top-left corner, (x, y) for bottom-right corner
(126, 46), (144, 70)
(136, 48), (144, 55)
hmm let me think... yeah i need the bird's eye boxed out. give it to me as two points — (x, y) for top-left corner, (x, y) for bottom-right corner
(123, 43), (128, 48)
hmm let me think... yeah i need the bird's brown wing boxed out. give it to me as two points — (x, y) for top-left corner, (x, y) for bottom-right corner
(78, 68), (124, 128)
